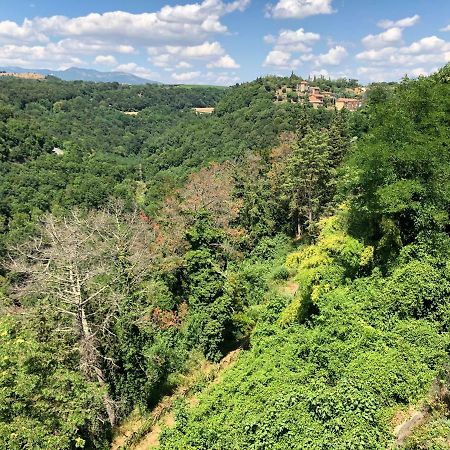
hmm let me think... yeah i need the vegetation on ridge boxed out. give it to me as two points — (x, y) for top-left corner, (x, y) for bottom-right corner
(0, 66), (449, 449)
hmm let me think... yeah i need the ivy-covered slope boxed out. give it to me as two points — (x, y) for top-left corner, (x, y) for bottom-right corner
(160, 66), (450, 449)
(160, 213), (450, 449)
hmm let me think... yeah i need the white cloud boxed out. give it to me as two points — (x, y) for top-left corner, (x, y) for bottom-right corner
(263, 49), (292, 67)
(0, 18), (48, 44)
(262, 26), (347, 71)
(203, 70), (239, 85)
(148, 40), (239, 71)
(263, 27), (321, 69)
(402, 35), (450, 54)
(3, 0), (249, 47)
(315, 45), (347, 66)
(264, 27), (320, 53)
(212, 73), (240, 85)
(115, 62), (159, 80)
(0, 2), (247, 75)
(149, 41), (226, 67)
(378, 14), (420, 29)
(176, 61), (193, 69)
(0, 43), (84, 68)
(362, 15), (421, 50)
(441, 24), (450, 32)
(362, 27), (403, 49)
(165, 41), (224, 58)
(207, 54), (240, 68)
(171, 71), (201, 82)
(357, 36), (450, 67)
(409, 67), (431, 77)
(356, 33), (449, 83)
(357, 65), (434, 82)
(266, 0), (335, 19)
(48, 39), (135, 56)
(94, 55), (117, 66)
(356, 47), (396, 62)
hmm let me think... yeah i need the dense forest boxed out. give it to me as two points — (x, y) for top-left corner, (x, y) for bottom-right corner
(0, 65), (449, 449)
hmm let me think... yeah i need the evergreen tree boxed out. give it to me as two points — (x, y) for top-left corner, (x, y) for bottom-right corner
(283, 128), (331, 236)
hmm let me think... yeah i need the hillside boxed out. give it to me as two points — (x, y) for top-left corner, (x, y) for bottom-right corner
(0, 66), (449, 450)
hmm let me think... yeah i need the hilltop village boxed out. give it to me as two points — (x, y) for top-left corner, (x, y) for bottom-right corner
(274, 79), (365, 110)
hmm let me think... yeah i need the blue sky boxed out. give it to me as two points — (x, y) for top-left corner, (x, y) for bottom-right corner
(0, 0), (449, 84)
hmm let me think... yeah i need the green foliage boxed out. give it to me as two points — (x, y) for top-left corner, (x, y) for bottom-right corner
(345, 69), (450, 263)
(160, 224), (450, 450)
(2, 67), (450, 449)
(0, 315), (109, 449)
(159, 68), (450, 450)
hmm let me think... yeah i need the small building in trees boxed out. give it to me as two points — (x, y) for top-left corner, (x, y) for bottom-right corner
(335, 98), (362, 111)
(296, 80), (309, 92)
(193, 107), (215, 114)
(309, 94), (324, 109)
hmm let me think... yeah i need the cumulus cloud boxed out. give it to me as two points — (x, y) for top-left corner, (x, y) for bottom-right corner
(262, 26), (348, 71)
(266, 0), (335, 19)
(198, 70), (239, 85)
(361, 15), (420, 49)
(0, 1), (246, 78)
(441, 24), (450, 32)
(8, 0), (250, 46)
(165, 41), (225, 58)
(94, 55), (117, 66)
(362, 27), (403, 49)
(207, 55), (240, 68)
(176, 61), (193, 69)
(0, 18), (48, 44)
(402, 35), (450, 54)
(171, 71), (202, 82)
(263, 27), (322, 69)
(0, 43), (84, 68)
(264, 27), (320, 52)
(357, 35), (450, 66)
(52, 40), (136, 55)
(315, 45), (347, 66)
(357, 65), (435, 82)
(356, 47), (396, 62)
(148, 40), (239, 71)
(115, 62), (159, 80)
(377, 14), (420, 29)
(263, 49), (292, 67)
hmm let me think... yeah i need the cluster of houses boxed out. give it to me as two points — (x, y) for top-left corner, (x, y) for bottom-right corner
(275, 80), (365, 111)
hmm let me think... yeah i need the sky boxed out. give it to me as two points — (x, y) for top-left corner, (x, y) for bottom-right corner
(0, 0), (449, 85)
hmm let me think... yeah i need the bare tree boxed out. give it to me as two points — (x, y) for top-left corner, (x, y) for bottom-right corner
(8, 205), (155, 427)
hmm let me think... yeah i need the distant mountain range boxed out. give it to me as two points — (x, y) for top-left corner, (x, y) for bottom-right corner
(0, 66), (159, 84)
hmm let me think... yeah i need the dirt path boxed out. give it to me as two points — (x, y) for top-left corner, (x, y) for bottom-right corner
(111, 414), (145, 450)
(113, 348), (241, 450)
(393, 409), (427, 447)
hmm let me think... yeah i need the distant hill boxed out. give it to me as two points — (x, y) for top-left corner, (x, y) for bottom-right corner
(0, 66), (159, 85)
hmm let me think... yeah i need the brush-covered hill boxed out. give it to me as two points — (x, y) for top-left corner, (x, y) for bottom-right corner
(0, 67), (449, 449)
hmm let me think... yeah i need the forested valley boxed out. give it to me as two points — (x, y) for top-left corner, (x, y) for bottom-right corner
(0, 65), (449, 449)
